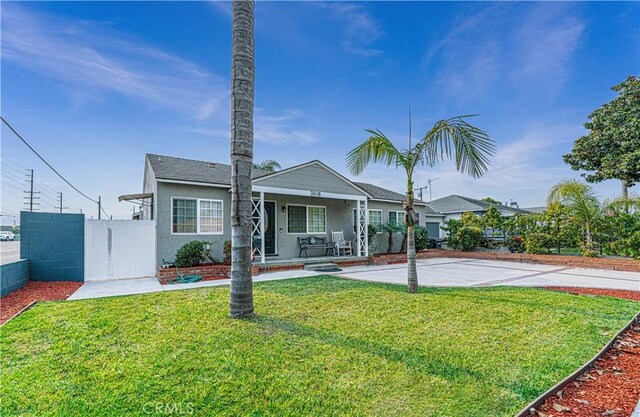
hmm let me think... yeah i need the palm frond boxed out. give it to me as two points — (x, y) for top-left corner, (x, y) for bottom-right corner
(414, 116), (495, 178)
(346, 130), (404, 175)
(547, 180), (600, 223)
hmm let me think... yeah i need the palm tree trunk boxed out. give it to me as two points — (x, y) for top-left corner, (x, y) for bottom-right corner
(387, 230), (393, 254)
(229, 0), (255, 318)
(407, 225), (418, 293)
(406, 179), (418, 293)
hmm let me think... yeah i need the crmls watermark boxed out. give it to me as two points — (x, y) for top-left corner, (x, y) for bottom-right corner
(142, 402), (194, 415)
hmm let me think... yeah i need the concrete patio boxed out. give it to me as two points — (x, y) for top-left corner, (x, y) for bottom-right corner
(68, 257), (639, 300)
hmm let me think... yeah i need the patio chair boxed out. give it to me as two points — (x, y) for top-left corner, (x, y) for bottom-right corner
(331, 230), (353, 256)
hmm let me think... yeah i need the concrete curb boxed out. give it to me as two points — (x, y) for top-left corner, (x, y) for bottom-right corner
(632, 399), (640, 417)
(515, 310), (640, 417)
(0, 300), (38, 326)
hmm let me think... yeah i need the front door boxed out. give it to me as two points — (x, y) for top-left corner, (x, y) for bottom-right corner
(263, 201), (276, 255)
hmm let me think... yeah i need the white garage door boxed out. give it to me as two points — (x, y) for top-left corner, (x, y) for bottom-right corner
(85, 220), (156, 281)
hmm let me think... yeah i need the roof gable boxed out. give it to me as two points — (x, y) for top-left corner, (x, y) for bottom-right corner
(253, 160), (371, 197)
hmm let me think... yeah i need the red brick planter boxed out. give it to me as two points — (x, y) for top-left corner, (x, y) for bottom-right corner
(158, 264), (261, 284)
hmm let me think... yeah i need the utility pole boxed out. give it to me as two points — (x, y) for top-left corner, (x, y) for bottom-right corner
(98, 196), (101, 219)
(427, 178), (439, 202)
(55, 192), (68, 213)
(23, 169), (40, 212)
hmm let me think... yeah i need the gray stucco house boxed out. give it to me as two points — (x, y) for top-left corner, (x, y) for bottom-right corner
(138, 154), (445, 268)
(427, 195), (532, 220)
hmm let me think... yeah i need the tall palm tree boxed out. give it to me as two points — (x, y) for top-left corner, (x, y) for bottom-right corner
(547, 180), (600, 252)
(229, 0), (255, 318)
(346, 116), (495, 293)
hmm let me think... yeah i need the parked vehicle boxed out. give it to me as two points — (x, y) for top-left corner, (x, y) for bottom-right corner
(0, 231), (16, 241)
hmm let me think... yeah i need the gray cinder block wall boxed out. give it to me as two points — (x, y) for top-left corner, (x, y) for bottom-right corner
(20, 212), (84, 282)
(0, 260), (29, 296)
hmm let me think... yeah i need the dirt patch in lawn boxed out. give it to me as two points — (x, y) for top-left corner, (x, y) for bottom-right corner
(1, 281), (82, 324)
(536, 322), (640, 417)
(544, 286), (640, 302)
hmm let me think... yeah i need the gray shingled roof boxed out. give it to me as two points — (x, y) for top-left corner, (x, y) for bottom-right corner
(428, 195), (532, 214)
(352, 182), (435, 209)
(146, 154), (271, 185)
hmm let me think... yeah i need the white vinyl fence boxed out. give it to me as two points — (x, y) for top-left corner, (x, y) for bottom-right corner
(85, 220), (156, 281)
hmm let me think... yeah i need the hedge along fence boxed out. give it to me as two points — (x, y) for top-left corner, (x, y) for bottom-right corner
(1, 260), (29, 297)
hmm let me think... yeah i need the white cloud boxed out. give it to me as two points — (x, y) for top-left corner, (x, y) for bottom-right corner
(425, 3), (584, 101)
(2, 4), (228, 120)
(311, 2), (383, 57)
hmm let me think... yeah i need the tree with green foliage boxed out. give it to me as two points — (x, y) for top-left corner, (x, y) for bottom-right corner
(460, 211), (482, 228)
(346, 116), (494, 293)
(253, 160), (281, 172)
(548, 180), (601, 256)
(381, 220), (400, 254)
(481, 206), (502, 242)
(563, 76), (640, 199)
(481, 197), (501, 205)
(538, 202), (580, 254)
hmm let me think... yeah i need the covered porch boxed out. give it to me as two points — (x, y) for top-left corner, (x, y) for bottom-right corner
(251, 188), (370, 264)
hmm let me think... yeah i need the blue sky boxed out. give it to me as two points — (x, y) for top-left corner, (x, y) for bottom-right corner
(1, 1), (638, 222)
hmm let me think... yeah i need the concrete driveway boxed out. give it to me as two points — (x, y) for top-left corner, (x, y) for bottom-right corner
(68, 257), (639, 301)
(335, 258), (640, 291)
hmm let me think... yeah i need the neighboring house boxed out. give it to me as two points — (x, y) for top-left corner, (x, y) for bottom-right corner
(521, 206), (546, 214)
(135, 154), (444, 268)
(427, 195), (533, 221)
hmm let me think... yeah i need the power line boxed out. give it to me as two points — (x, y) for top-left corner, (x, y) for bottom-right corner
(1, 155), (28, 171)
(2, 117), (98, 203)
(1, 117), (110, 218)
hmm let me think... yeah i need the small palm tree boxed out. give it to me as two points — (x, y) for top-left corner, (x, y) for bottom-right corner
(253, 159), (281, 172)
(547, 180), (601, 254)
(346, 116), (495, 292)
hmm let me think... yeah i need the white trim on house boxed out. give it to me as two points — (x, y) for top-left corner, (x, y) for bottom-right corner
(285, 204), (327, 235)
(158, 178), (230, 188)
(253, 160), (373, 198)
(170, 196), (224, 236)
(252, 185), (366, 201)
(369, 198), (428, 206)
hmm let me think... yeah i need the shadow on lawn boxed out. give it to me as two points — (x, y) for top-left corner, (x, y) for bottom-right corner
(251, 314), (484, 383)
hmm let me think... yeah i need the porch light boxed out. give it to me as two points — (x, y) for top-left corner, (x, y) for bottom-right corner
(282, 206), (286, 213)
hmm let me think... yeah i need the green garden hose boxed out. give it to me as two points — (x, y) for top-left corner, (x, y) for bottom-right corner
(167, 267), (203, 284)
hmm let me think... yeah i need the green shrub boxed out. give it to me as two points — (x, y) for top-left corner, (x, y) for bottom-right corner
(609, 231), (640, 259)
(506, 236), (525, 253)
(175, 240), (205, 267)
(442, 219), (462, 248)
(223, 240), (232, 264)
(525, 232), (552, 254)
(414, 226), (429, 251)
(456, 226), (483, 251)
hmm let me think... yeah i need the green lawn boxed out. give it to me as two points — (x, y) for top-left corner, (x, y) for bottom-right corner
(1, 277), (638, 417)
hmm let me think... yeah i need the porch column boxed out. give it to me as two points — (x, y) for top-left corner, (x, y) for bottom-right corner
(364, 198), (369, 257)
(356, 199), (362, 257)
(356, 199), (368, 257)
(260, 191), (265, 264)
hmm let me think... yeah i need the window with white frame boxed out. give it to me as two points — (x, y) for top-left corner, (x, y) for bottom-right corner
(172, 198), (223, 234)
(389, 210), (404, 226)
(287, 205), (326, 234)
(368, 209), (383, 229)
